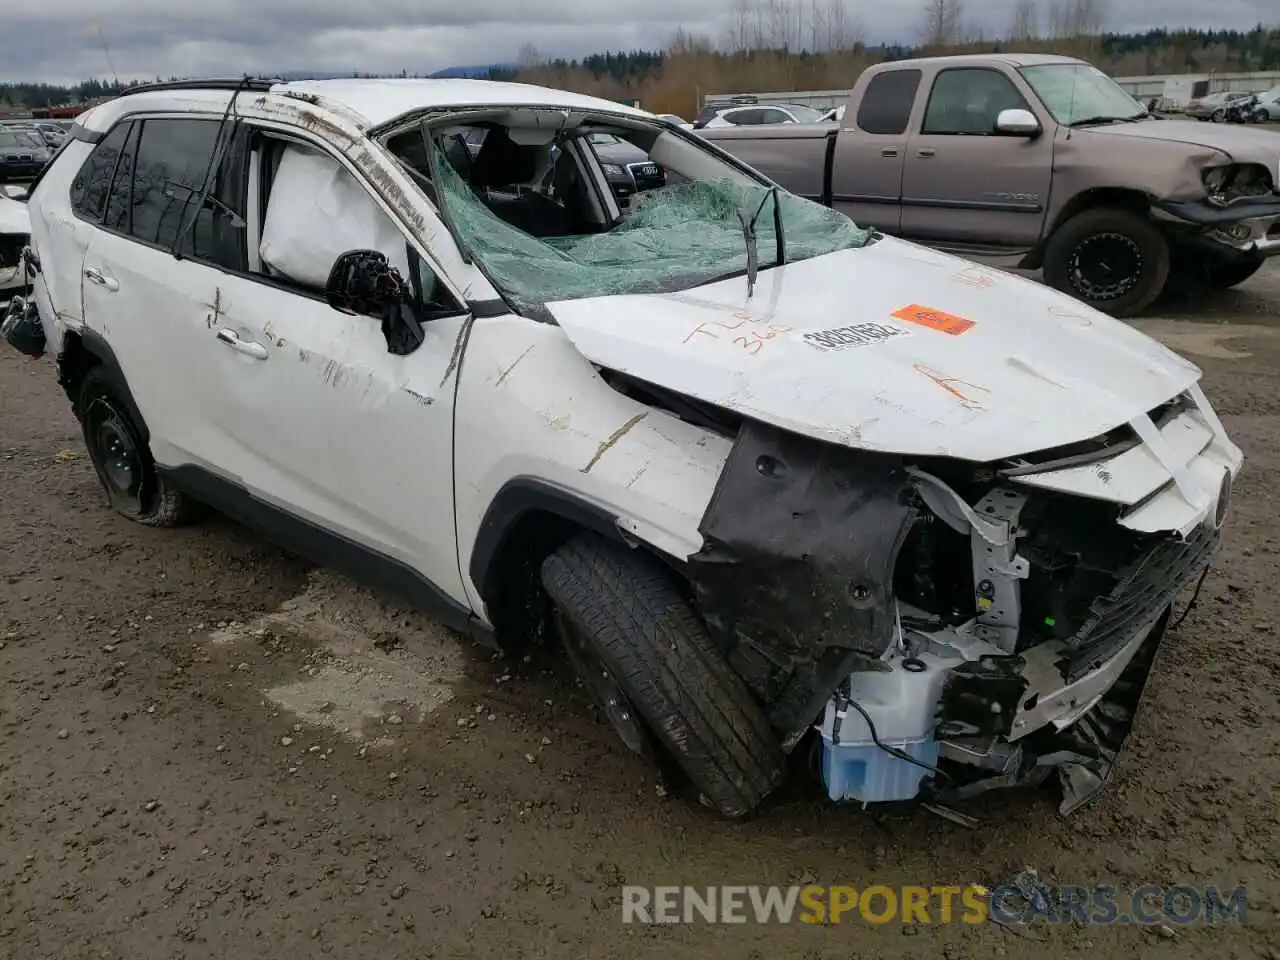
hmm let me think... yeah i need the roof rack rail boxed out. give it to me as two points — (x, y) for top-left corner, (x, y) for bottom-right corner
(113, 78), (280, 98)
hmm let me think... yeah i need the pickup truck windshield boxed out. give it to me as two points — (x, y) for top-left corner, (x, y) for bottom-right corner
(429, 133), (870, 313)
(1019, 64), (1146, 125)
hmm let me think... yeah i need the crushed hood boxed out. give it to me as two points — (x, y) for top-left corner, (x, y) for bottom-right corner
(1082, 119), (1280, 162)
(547, 237), (1201, 462)
(0, 196), (30, 236)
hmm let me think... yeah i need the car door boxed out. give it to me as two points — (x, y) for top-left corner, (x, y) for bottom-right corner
(203, 131), (467, 605)
(830, 68), (923, 234)
(900, 67), (1053, 247)
(79, 115), (253, 475)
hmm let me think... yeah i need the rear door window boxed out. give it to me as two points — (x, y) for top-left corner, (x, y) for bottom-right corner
(70, 121), (134, 221)
(856, 69), (923, 135)
(126, 118), (224, 255)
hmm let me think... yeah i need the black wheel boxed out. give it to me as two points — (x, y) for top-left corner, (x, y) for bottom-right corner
(1201, 256), (1264, 290)
(77, 367), (196, 527)
(1043, 207), (1171, 318)
(1211, 109), (1225, 122)
(541, 532), (785, 818)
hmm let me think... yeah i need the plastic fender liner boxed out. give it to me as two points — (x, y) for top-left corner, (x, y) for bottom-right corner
(59, 328), (150, 444)
(469, 476), (629, 608)
(687, 419), (917, 743)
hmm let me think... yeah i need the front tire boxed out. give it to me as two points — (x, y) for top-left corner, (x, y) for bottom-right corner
(77, 367), (196, 527)
(1043, 207), (1171, 318)
(541, 532), (785, 817)
(1211, 109), (1225, 122)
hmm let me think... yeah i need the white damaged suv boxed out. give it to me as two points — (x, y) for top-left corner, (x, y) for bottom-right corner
(12, 78), (1242, 818)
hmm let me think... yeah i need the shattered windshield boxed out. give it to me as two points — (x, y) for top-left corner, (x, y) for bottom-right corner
(427, 130), (870, 314)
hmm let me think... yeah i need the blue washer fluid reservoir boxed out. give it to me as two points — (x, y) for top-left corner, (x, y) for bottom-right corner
(817, 652), (947, 803)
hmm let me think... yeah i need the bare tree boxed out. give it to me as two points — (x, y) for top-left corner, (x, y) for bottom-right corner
(516, 43), (545, 68)
(1047, 0), (1104, 38)
(1009, 0), (1037, 41)
(763, 0), (797, 50)
(919, 0), (964, 47)
(826, 0), (854, 50)
(808, 0), (828, 51)
(725, 0), (754, 53)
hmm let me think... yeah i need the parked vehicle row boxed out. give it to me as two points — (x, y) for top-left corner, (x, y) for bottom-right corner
(697, 53), (1280, 317)
(0, 127), (53, 183)
(5, 75), (1242, 821)
(1184, 86), (1280, 122)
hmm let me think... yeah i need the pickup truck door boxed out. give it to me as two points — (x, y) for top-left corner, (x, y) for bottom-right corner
(900, 67), (1053, 248)
(828, 68), (923, 235)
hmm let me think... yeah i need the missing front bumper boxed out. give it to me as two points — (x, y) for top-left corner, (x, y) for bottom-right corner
(933, 605), (1170, 815)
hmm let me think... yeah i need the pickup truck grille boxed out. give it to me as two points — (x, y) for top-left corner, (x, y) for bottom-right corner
(1063, 523), (1218, 681)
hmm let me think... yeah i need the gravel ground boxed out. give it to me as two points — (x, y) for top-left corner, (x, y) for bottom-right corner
(2, 266), (1279, 959)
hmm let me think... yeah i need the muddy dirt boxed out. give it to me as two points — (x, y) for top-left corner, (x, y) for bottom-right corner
(3, 268), (1280, 959)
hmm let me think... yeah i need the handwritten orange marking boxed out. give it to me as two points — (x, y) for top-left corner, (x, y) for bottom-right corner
(892, 304), (975, 336)
(684, 315), (794, 351)
(913, 363), (991, 406)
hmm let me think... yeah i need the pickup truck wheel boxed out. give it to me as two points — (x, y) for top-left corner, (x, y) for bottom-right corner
(1043, 208), (1170, 318)
(541, 532), (785, 818)
(78, 368), (196, 528)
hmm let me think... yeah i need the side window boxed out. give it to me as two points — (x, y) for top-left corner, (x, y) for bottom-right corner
(70, 121), (133, 221)
(922, 69), (1030, 135)
(256, 139), (460, 316)
(726, 109), (762, 125)
(127, 119), (226, 255)
(856, 70), (923, 135)
(759, 109), (790, 124)
(102, 122), (141, 233)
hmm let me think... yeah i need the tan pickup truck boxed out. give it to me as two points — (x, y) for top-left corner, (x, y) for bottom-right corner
(697, 53), (1280, 316)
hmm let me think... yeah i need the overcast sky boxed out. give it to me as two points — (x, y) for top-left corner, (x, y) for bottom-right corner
(2, 0), (1275, 86)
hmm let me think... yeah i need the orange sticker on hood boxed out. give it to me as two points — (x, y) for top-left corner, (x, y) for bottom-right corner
(891, 304), (975, 336)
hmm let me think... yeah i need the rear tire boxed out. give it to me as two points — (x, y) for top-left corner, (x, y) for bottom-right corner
(77, 367), (197, 527)
(541, 532), (785, 818)
(1043, 207), (1170, 318)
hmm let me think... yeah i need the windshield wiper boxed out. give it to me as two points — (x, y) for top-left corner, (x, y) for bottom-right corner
(1068, 113), (1146, 127)
(737, 186), (786, 299)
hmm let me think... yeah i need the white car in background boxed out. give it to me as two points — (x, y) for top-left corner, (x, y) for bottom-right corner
(700, 103), (827, 128)
(0, 186), (30, 304)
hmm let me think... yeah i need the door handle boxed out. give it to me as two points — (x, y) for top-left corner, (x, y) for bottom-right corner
(215, 328), (269, 360)
(917, 148), (937, 158)
(83, 266), (118, 292)
(880, 147), (899, 157)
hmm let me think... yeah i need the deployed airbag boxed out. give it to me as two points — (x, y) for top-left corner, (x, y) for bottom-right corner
(259, 145), (411, 288)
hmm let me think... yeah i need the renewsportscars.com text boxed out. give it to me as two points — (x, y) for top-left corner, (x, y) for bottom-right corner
(621, 884), (1247, 926)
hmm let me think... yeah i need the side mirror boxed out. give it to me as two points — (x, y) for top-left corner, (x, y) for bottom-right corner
(325, 249), (407, 316)
(994, 108), (1041, 137)
(324, 249), (425, 356)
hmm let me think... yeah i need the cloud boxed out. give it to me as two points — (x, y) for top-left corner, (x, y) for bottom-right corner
(1, 0), (1275, 86)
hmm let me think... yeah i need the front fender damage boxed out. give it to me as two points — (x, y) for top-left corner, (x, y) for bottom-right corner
(687, 420), (917, 746)
(684, 416), (1225, 818)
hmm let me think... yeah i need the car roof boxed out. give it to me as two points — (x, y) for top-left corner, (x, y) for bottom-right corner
(78, 77), (651, 136)
(870, 52), (1085, 70)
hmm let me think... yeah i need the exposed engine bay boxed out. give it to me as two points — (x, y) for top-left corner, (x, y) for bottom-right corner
(685, 393), (1234, 815)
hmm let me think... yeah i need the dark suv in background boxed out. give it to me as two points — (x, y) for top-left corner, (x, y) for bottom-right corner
(586, 132), (666, 208)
